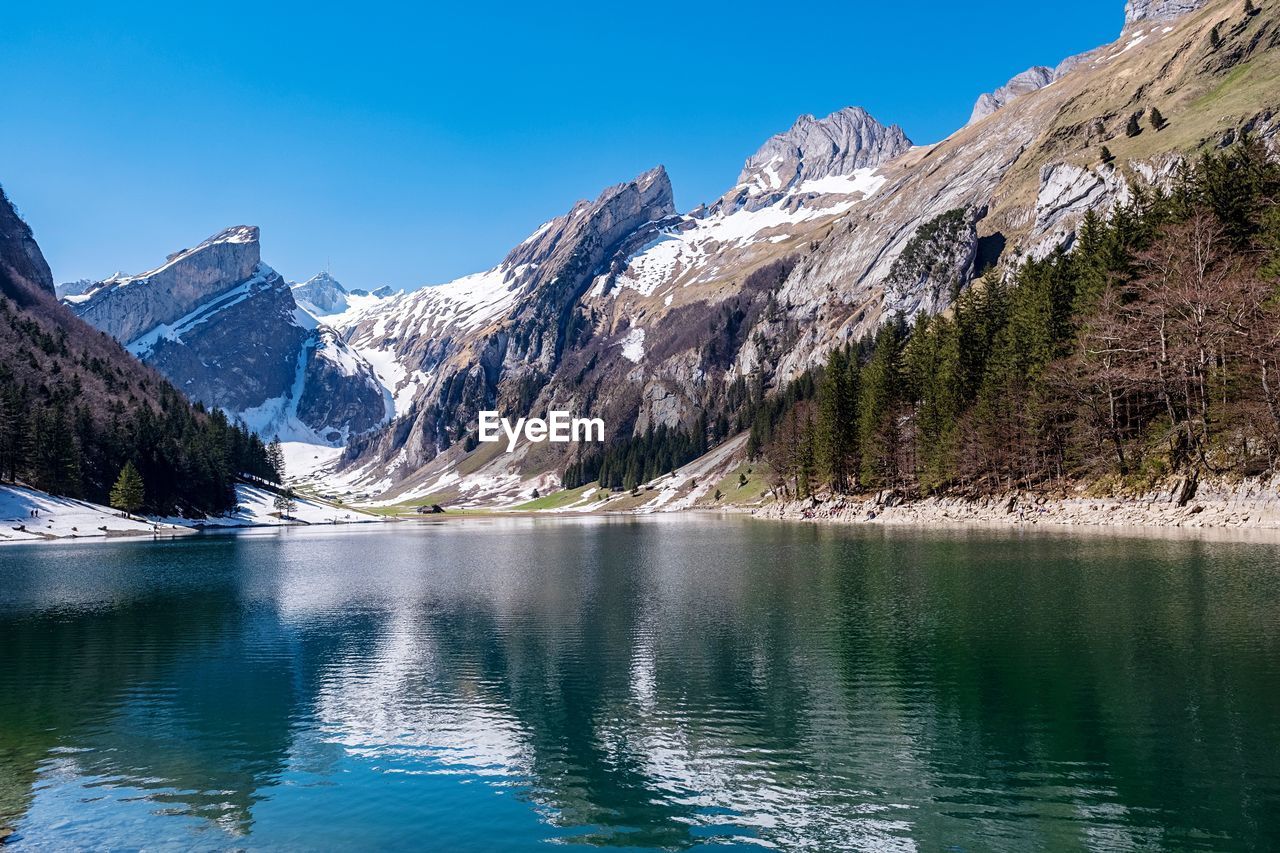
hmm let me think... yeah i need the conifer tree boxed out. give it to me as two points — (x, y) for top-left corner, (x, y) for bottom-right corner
(1149, 107), (1167, 130)
(110, 461), (145, 517)
(1125, 114), (1143, 137)
(858, 320), (906, 489)
(266, 437), (285, 482)
(1100, 145), (1115, 165)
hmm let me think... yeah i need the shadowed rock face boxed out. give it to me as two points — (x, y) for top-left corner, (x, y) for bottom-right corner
(0, 186), (55, 298)
(297, 327), (389, 442)
(141, 269), (308, 414)
(67, 227), (388, 443)
(341, 166), (677, 472)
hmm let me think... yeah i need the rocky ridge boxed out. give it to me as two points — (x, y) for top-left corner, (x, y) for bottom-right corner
(969, 66), (1055, 125)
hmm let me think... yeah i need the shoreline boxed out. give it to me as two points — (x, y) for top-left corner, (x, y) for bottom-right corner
(748, 476), (1280, 540)
(0, 483), (387, 547)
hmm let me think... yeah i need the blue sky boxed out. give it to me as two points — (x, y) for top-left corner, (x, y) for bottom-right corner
(2, 1), (1121, 290)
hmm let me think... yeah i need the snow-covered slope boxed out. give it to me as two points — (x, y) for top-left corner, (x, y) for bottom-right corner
(291, 271), (397, 318)
(0, 483), (382, 544)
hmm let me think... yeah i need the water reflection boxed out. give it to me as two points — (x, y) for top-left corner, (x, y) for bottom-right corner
(1, 518), (1278, 850)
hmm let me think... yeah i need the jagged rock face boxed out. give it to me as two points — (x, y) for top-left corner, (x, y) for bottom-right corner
(67, 226), (388, 443)
(1125, 0), (1208, 27)
(340, 167), (676, 476)
(969, 67), (1055, 124)
(1031, 163), (1131, 258)
(73, 226), (260, 343)
(0, 186), (55, 297)
(1031, 157), (1186, 258)
(720, 107), (912, 212)
(292, 271), (349, 316)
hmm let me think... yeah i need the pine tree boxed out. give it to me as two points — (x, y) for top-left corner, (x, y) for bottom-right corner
(1125, 114), (1143, 137)
(1209, 24), (1222, 47)
(266, 437), (285, 482)
(859, 320), (906, 489)
(110, 461), (145, 517)
(1100, 145), (1115, 165)
(1149, 107), (1167, 131)
(1245, 0), (1258, 15)
(816, 347), (858, 492)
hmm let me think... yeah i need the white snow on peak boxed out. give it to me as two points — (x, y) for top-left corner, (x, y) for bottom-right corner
(606, 167), (886, 299)
(108, 226), (259, 289)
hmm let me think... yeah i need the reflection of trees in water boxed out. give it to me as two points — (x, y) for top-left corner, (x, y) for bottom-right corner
(3, 524), (1280, 848)
(0, 590), (292, 835)
(0, 537), (312, 837)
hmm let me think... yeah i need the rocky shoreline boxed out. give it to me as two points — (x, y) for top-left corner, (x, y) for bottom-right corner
(750, 477), (1280, 533)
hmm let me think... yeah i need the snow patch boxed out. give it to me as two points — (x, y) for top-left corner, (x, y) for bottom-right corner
(620, 327), (646, 363)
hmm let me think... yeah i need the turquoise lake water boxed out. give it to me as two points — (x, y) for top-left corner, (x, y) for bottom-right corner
(1, 517), (1278, 850)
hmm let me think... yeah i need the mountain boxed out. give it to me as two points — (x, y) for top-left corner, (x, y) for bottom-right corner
(66, 227), (389, 444)
(968, 66), (1055, 124)
(715, 107), (912, 212)
(0, 190), (55, 298)
(313, 0), (1277, 506)
(291, 271), (350, 316)
(54, 279), (96, 299)
(0, 186), (275, 515)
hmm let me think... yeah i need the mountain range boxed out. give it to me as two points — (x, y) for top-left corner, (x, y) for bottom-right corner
(43, 0), (1280, 508)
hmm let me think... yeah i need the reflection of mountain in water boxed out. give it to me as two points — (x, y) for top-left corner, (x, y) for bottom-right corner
(2, 524), (1279, 848)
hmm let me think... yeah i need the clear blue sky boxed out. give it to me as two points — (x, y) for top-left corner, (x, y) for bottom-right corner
(1, 0), (1122, 290)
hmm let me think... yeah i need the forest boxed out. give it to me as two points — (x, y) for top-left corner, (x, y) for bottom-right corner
(752, 137), (1280, 503)
(0, 294), (277, 517)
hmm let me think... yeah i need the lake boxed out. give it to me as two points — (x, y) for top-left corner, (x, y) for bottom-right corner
(1, 517), (1278, 851)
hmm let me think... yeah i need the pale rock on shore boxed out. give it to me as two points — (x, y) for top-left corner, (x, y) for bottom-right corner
(752, 477), (1280, 532)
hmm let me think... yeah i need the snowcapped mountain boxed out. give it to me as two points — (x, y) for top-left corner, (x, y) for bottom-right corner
(319, 0), (1276, 506)
(65, 226), (390, 444)
(290, 271), (397, 318)
(291, 271), (350, 316)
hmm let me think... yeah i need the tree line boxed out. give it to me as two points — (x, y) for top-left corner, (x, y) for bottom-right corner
(757, 137), (1280, 502)
(0, 321), (277, 516)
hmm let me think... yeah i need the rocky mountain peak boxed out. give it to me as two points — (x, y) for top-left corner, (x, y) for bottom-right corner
(729, 107), (912, 211)
(1124, 0), (1209, 28)
(71, 224), (262, 343)
(292, 271), (350, 316)
(968, 66), (1055, 125)
(504, 165), (675, 270)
